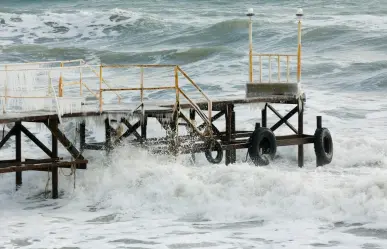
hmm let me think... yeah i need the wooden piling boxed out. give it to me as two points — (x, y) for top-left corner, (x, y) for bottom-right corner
(80, 121), (86, 151)
(15, 121), (22, 189)
(261, 104), (267, 128)
(105, 118), (112, 152)
(316, 116), (322, 167)
(141, 115), (148, 142)
(225, 104), (236, 165)
(50, 119), (59, 199)
(298, 101), (304, 168)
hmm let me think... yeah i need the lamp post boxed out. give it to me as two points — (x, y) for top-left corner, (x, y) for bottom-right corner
(247, 8), (255, 83)
(296, 8), (303, 83)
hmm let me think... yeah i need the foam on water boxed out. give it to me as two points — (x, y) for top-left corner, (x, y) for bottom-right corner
(1, 86), (387, 248)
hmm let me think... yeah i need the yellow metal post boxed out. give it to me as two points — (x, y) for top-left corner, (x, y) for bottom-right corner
(296, 8), (303, 83)
(99, 65), (103, 113)
(59, 62), (63, 97)
(140, 67), (144, 104)
(3, 65), (8, 113)
(247, 8), (255, 83)
(174, 66), (179, 104)
(79, 61), (83, 96)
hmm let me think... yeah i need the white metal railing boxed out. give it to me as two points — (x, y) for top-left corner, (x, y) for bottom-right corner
(97, 64), (213, 134)
(0, 61), (213, 134)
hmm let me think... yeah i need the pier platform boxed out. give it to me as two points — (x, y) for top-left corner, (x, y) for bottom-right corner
(0, 8), (334, 199)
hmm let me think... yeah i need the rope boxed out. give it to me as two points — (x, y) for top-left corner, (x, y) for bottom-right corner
(58, 121), (82, 192)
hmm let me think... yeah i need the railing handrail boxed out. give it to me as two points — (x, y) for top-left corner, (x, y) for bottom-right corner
(101, 64), (177, 69)
(82, 63), (122, 102)
(0, 62), (121, 102)
(0, 62), (214, 133)
(97, 65), (213, 133)
(251, 52), (298, 83)
(176, 66), (212, 127)
(252, 53), (297, 57)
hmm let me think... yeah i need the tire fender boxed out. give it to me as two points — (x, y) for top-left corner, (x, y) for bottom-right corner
(248, 127), (277, 166)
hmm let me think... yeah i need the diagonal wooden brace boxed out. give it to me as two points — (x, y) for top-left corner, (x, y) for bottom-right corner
(20, 124), (53, 157)
(267, 104), (298, 134)
(270, 106), (298, 132)
(120, 118), (141, 140)
(0, 126), (16, 150)
(197, 110), (225, 131)
(44, 120), (85, 160)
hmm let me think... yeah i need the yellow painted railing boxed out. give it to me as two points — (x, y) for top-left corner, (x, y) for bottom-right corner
(98, 64), (212, 131)
(247, 8), (303, 84)
(252, 53), (298, 83)
(0, 61), (213, 134)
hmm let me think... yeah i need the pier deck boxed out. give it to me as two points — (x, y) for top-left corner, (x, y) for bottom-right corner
(0, 9), (334, 199)
(0, 94), (304, 124)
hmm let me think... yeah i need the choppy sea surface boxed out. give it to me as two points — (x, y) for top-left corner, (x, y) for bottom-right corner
(1, 0), (387, 248)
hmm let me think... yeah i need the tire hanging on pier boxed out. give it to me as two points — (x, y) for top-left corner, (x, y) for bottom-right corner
(204, 139), (223, 164)
(314, 127), (333, 166)
(248, 127), (277, 166)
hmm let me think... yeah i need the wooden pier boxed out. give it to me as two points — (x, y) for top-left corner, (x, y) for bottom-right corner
(0, 8), (334, 199)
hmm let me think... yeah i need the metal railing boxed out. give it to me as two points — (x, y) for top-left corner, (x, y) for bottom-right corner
(252, 53), (298, 83)
(0, 65), (91, 114)
(98, 64), (212, 131)
(0, 61), (213, 135)
(0, 60), (124, 113)
(247, 9), (303, 84)
(0, 59), (121, 101)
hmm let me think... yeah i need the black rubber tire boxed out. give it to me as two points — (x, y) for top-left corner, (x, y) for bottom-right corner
(204, 140), (223, 164)
(314, 127), (333, 166)
(248, 127), (277, 166)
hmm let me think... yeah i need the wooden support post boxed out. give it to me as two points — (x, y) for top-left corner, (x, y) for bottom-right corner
(141, 115), (148, 143)
(15, 121), (22, 190)
(316, 116), (322, 167)
(189, 109), (196, 163)
(261, 104), (267, 128)
(225, 104), (235, 165)
(298, 102), (304, 168)
(317, 116), (322, 129)
(50, 119), (59, 199)
(231, 106), (236, 164)
(169, 105), (179, 156)
(105, 118), (112, 152)
(80, 121), (86, 151)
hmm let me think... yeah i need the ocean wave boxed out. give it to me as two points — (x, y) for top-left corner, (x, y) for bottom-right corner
(0, 8), (174, 46)
(1, 44), (230, 66)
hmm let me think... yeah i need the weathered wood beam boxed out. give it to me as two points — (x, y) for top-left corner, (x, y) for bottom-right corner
(267, 104), (298, 134)
(0, 160), (88, 173)
(270, 106), (298, 132)
(0, 126), (15, 150)
(120, 118), (141, 140)
(20, 124), (53, 157)
(44, 120), (85, 165)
